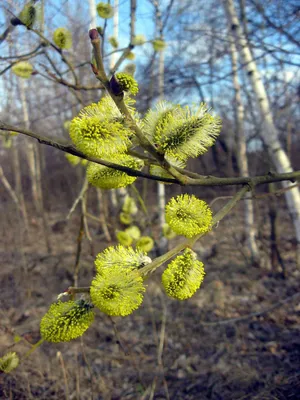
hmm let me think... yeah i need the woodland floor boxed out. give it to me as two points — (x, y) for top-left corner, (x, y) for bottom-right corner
(0, 196), (299, 400)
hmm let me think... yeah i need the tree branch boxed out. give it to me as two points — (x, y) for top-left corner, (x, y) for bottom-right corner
(1, 121), (299, 187)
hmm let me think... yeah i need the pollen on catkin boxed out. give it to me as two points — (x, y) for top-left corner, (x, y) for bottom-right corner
(94, 245), (151, 274)
(12, 61), (33, 79)
(90, 266), (146, 316)
(53, 28), (72, 49)
(86, 155), (144, 190)
(96, 2), (114, 18)
(115, 73), (139, 95)
(143, 101), (221, 161)
(165, 194), (212, 238)
(0, 352), (19, 373)
(162, 248), (205, 300)
(40, 300), (95, 343)
(69, 97), (133, 158)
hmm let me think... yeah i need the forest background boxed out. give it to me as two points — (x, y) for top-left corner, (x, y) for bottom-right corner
(0, 0), (299, 399)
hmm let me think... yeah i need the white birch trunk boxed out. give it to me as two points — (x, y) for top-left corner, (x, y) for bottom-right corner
(19, 79), (39, 212)
(88, 0), (97, 28)
(19, 79), (51, 252)
(229, 32), (260, 263)
(224, 0), (300, 264)
(110, 0), (119, 68)
(154, 0), (167, 253)
(158, 49), (166, 229)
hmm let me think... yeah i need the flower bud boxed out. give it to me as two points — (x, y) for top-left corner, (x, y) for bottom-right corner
(96, 2), (114, 19)
(162, 249), (205, 300)
(86, 155), (143, 190)
(40, 300), (95, 343)
(136, 236), (154, 253)
(91, 267), (145, 316)
(0, 352), (19, 373)
(12, 61), (33, 79)
(53, 28), (72, 49)
(165, 194), (212, 238)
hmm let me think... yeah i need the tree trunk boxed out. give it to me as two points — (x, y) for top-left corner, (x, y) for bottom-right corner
(224, 0), (300, 265)
(154, 0), (168, 254)
(19, 79), (51, 252)
(12, 144), (29, 230)
(228, 30), (260, 264)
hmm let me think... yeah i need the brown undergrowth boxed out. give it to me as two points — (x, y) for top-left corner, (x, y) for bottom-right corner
(0, 198), (299, 400)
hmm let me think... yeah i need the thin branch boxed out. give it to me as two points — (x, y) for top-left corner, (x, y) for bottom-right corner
(0, 50), (44, 76)
(67, 286), (90, 295)
(1, 121), (299, 187)
(6, 8), (79, 86)
(199, 291), (300, 326)
(249, 0), (300, 48)
(67, 178), (89, 220)
(73, 214), (85, 288)
(0, 165), (22, 211)
(0, 43), (43, 60)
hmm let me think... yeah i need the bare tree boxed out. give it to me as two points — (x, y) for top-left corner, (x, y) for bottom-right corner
(228, 29), (260, 263)
(224, 0), (300, 264)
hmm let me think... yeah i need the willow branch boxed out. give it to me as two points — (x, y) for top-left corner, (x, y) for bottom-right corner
(38, 62), (104, 91)
(0, 121), (177, 183)
(89, 29), (189, 184)
(0, 43), (43, 61)
(1, 121), (300, 187)
(67, 286), (90, 295)
(5, 7), (79, 87)
(0, 50), (44, 76)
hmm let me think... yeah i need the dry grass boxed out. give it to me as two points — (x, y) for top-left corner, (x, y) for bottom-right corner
(0, 198), (299, 400)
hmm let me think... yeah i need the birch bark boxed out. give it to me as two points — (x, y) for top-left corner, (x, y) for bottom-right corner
(228, 31), (260, 263)
(224, 0), (300, 264)
(153, 0), (167, 254)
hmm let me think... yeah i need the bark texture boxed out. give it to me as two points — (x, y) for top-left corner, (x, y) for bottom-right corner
(224, 0), (300, 264)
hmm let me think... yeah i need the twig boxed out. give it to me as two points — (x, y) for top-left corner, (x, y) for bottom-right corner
(66, 178), (89, 220)
(73, 214), (84, 287)
(96, 189), (112, 242)
(67, 286), (90, 295)
(157, 295), (170, 400)
(81, 187), (92, 242)
(0, 44), (43, 60)
(0, 50), (44, 76)
(199, 292), (300, 326)
(80, 338), (94, 400)
(109, 317), (128, 356)
(57, 351), (70, 400)
(1, 121), (299, 187)
(0, 165), (22, 211)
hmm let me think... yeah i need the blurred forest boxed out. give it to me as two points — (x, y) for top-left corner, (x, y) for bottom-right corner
(0, 0), (299, 399)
